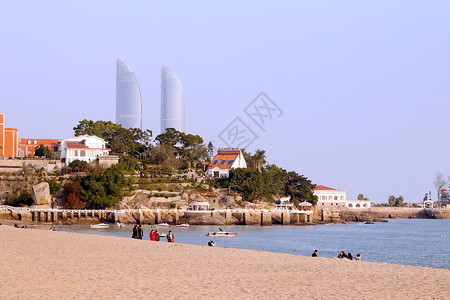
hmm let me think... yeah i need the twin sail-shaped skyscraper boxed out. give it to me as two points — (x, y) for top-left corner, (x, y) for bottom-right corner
(115, 60), (186, 133)
(160, 65), (186, 133)
(116, 58), (142, 129)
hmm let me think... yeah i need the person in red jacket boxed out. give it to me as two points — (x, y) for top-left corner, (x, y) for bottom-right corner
(149, 229), (156, 241)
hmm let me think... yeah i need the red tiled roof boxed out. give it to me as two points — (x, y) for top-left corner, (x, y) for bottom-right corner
(313, 185), (336, 191)
(208, 151), (239, 170)
(65, 141), (90, 149)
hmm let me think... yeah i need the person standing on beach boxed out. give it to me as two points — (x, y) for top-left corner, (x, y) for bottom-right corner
(132, 225), (138, 239)
(137, 225), (143, 240)
(149, 229), (155, 241)
(312, 250), (318, 257)
(167, 230), (174, 243)
(155, 230), (160, 241)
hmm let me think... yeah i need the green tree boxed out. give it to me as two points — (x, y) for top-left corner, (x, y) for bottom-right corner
(73, 119), (152, 155)
(68, 159), (89, 170)
(357, 194), (369, 201)
(34, 144), (50, 157)
(44, 179), (62, 195)
(207, 141), (214, 161)
(80, 166), (128, 209)
(252, 149), (267, 172)
(388, 195), (396, 206)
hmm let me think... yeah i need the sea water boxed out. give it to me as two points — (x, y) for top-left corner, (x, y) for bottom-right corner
(44, 219), (449, 269)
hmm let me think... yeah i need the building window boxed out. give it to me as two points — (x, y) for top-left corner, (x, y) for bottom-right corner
(212, 160), (218, 165)
(80, 150), (86, 157)
(227, 160), (234, 165)
(74, 150), (78, 156)
(220, 160), (226, 165)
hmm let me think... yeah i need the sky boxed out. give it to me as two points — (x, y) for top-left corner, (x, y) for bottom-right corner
(1, 1), (450, 203)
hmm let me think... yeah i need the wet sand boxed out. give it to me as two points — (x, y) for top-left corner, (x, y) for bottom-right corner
(0, 225), (449, 299)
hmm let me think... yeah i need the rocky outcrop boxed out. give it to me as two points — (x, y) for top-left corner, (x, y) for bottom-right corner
(190, 194), (207, 202)
(187, 216), (226, 225)
(30, 182), (52, 208)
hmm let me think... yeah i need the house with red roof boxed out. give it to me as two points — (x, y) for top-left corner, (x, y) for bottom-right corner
(313, 185), (371, 209)
(206, 148), (247, 178)
(59, 135), (112, 165)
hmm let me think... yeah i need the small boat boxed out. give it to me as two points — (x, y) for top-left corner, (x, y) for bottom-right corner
(116, 222), (125, 228)
(176, 223), (190, 227)
(207, 231), (237, 237)
(156, 223), (169, 226)
(207, 228), (236, 237)
(90, 223), (110, 229)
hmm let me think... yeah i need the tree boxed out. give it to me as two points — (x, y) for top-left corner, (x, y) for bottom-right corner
(63, 181), (84, 208)
(155, 128), (182, 147)
(68, 160), (89, 170)
(43, 179), (62, 195)
(357, 194), (369, 201)
(252, 149), (267, 172)
(388, 195), (404, 207)
(388, 195), (396, 206)
(433, 173), (447, 203)
(34, 144), (50, 157)
(207, 141), (214, 161)
(73, 119), (152, 155)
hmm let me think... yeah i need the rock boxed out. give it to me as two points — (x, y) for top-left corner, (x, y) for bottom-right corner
(190, 194), (207, 202)
(188, 216), (225, 225)
(30, 182), (52, 207)
(220, 196), (236, 208)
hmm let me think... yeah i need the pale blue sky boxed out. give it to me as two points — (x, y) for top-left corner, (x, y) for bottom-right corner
(1, 1), (450, 203)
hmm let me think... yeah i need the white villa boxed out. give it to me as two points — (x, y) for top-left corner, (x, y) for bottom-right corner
(206, 148), (247, 178)
(313, 185), (371, 209)
(59, 135), (111, 165)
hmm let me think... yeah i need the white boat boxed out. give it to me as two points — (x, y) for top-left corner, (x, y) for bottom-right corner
(156, 223), (169, 226)
(207, 231), (237, 237)
(176, 223), (190, 227)
(90, 223), (110, 229)
(116, 222), (125, 228)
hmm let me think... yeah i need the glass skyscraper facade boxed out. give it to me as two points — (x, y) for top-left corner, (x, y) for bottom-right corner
(116, 58), (142, 129)
(161, 65), (186, 133)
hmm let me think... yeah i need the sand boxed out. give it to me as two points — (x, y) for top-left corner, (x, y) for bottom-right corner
(0, 225), (449, 300)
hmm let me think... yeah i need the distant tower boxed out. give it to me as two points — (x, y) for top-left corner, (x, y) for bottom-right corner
(116, 58), (142, 129)
(161, 65), (186, 133)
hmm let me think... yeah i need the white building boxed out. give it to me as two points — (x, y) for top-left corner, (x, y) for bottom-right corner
(206, 148), (247, 178)
(59, 135), (111, 165)
(313, 185), (371, 209)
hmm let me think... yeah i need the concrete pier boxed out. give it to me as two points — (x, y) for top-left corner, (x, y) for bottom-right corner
(281, 212), (290, 225)
(261, 212), (272, 226)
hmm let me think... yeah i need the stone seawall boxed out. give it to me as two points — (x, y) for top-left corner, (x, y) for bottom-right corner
(0, 159), (63, 173)
(340, 207), (429, 222)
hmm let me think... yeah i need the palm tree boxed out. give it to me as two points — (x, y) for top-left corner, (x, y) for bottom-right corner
(252, 149), (266, 172)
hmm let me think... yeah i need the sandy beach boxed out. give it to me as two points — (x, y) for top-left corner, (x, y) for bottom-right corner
(0, 225), (448, 299)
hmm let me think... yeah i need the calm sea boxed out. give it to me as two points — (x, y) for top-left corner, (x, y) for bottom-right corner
(42, 219), (449, 269)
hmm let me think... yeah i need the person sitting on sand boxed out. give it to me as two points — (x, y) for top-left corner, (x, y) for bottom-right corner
(355, 253), (361, 261)
(208, 241), (215, 247)
(338, 251), (347, 259)
(312, 250), (318, 257)
(155, 230), (160, 241)
(347, 252), (353, 260)
(132, 225), (138, 239)
(14, 223), (19, 228)
(167, 230), (174, 243)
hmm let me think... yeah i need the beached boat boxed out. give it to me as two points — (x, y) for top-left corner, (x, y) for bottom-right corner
(176, 223), (190, 227)
(90, 223), (110, 229)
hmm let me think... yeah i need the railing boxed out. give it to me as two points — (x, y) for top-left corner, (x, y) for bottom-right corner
(0, 205), (313, 214)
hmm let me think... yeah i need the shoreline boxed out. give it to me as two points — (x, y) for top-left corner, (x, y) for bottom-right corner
(1, 224), (449, 299)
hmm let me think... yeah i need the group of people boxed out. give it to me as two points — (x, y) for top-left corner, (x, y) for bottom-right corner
(311, 250), (362, 261)
(132, 225), (174, 243)
(338, 251), (361, 261)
